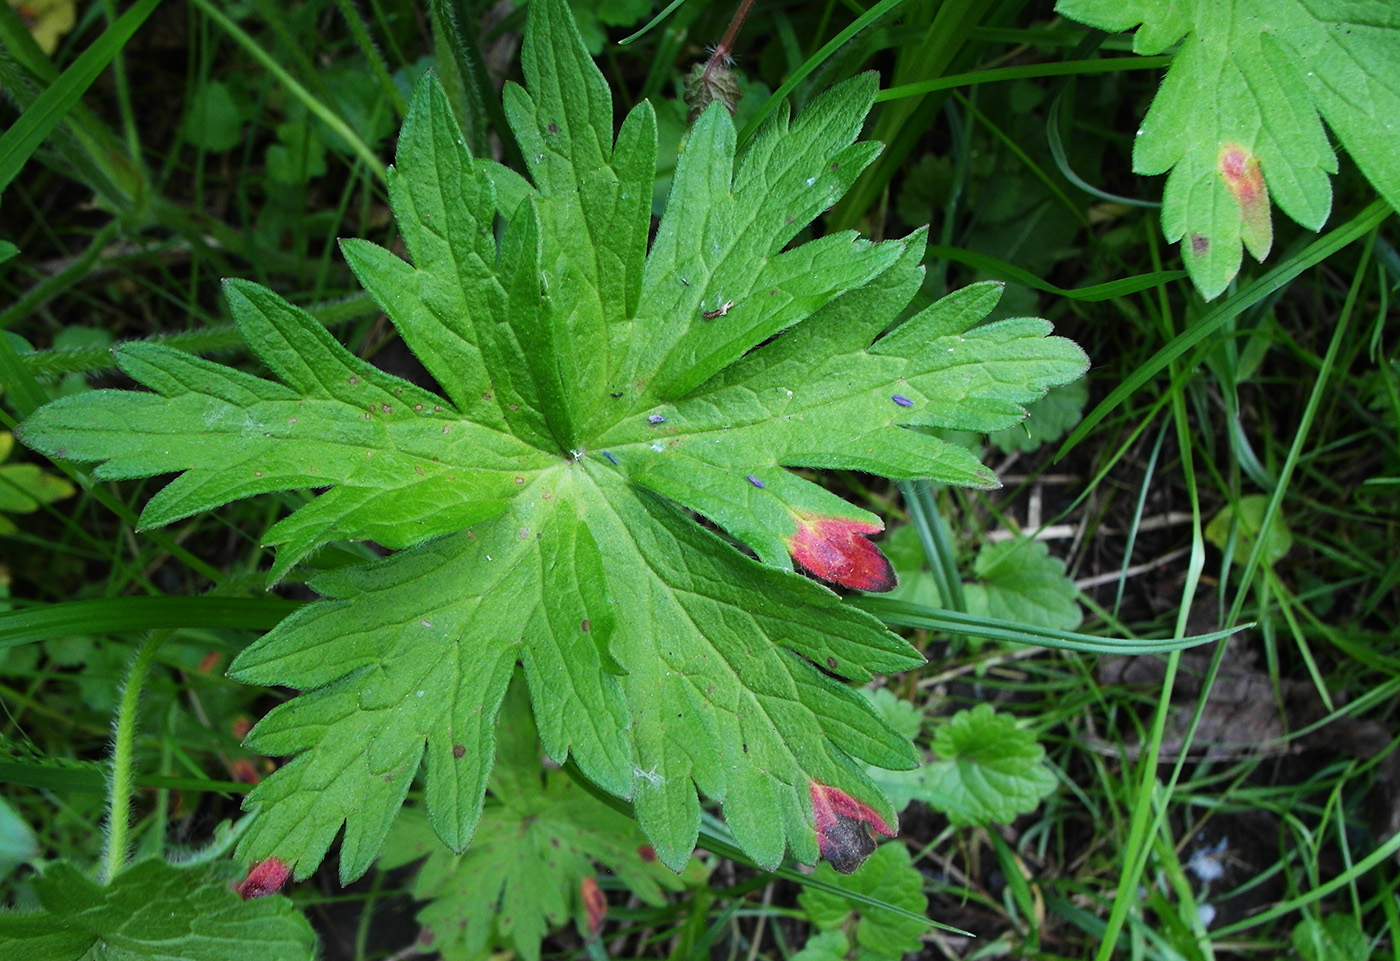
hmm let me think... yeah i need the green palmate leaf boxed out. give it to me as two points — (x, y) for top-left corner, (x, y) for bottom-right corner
(18, 0), (1086, 878)
(796, 842), (928, 961)
(962, 538), (1083, 633)
(0, 859), (316, 961)
(1057, 0), (1400, 299)
(1205, 493), (1294, 566)
(380, 680), (685, 961)
(915, 704), (1058, 827)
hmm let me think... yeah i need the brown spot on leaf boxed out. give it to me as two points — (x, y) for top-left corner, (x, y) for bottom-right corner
(821, 814), (878, 874)
(452, 744), (466, 759)
(581, 619), (591, 633)
(1190, 233), (1210, 255)
(637, 845), (657, 863)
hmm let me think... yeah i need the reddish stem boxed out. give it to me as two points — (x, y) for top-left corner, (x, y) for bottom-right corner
(704, 0), (756, 84)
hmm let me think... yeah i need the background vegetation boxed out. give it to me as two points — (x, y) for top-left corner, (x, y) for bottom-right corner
(1, 0), (1397, 958)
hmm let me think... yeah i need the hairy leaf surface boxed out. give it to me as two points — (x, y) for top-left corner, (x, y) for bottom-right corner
(19, 0), (1086, 877)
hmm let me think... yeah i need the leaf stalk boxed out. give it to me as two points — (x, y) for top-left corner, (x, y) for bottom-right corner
(103, 629), (169, 881)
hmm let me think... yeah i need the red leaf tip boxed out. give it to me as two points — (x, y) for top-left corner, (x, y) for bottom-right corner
(235, 856), (292, 900)
(1217, 143), (1272, 261)
(580, 875), (607, 934)
(810, 781), (895, 874)
(786, 514), (895, 592)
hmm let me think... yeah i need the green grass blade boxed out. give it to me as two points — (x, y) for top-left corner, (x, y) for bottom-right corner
(874, 54), (1173, 102)
(0, 0), (161, 196)
(853, 597), (1243, 654)
(1060, 199), (1394, 457)
(0, 596), (303, 650)
(188, 0), (386, 184)
(923, 245), (1185, 299)
(736, 0), (908, 147)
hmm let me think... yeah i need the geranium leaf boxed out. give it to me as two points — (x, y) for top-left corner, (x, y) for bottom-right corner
(917, 704), (1058, 827)
(0, 859), (315, 961)
(962, 538), (1083, 633)
(380, 680), (684, 961)
(1057, 0), (1400, 299)
(18, 0), (1087, 879)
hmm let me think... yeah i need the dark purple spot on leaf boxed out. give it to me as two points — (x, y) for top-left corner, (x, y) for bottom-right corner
(547, 122), (559, 133)
(892, 394), (914, 407)
(747, 474), (765, 488)
(821, 814), (878, 874)
(610, 392), (623, 398)
(648, 414), (666, 424)
(810, 780), (895, 874)
(1190, 233), (1210, 255)
(603, 451), (619, 465)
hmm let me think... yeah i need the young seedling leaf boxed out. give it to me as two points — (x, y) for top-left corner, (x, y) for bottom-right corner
(0, 859), (316, 961)
(18, 0), (1086, 878)
(962, 538), (1083, 633)
(1057, 0), (1400, 299)
(796, 842), (928, 961)
(917, 704), (1058, 827)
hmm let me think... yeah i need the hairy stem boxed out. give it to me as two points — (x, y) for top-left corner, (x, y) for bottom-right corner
(104, 630), (169, 881)
(704, 0), (755, 83)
